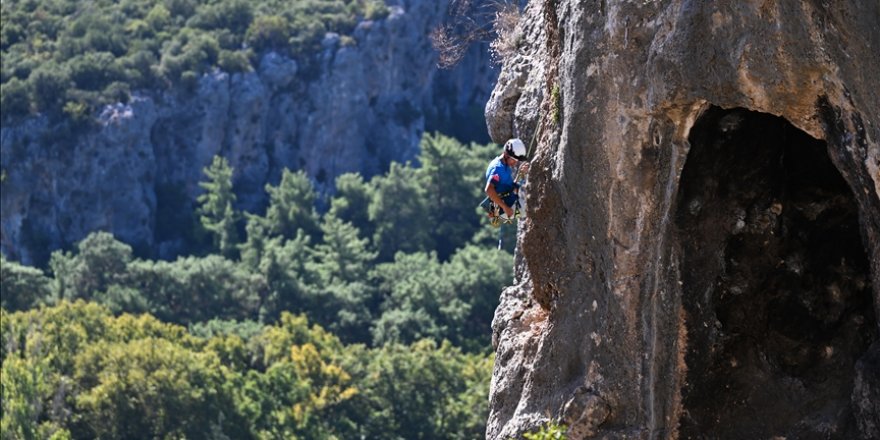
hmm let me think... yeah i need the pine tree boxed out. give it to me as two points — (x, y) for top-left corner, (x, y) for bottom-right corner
(328, 172), (373, 240)
(305, 214), (377, 343)
(197, 155), (240, 258)
(310, 215), (376, 285)
(417, 132), (483, 260)
(264, 169), (320, 241)
(369, 162), (432, 261)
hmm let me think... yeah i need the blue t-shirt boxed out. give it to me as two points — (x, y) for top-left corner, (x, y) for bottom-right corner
(485, 157), (519, 206)
(486, 157), (516, 193)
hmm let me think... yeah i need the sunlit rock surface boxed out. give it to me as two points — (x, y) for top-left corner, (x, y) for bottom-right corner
(486, 1), (879, 438)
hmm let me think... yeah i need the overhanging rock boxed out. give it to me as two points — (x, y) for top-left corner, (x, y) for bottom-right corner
(486, 1), (880, 438)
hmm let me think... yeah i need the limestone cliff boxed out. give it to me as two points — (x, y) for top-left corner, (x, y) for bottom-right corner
(0, 1), (497, 265)
(486, 0), (879, 438)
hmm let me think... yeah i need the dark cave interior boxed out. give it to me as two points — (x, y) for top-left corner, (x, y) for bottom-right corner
(675, 106), (877, 438)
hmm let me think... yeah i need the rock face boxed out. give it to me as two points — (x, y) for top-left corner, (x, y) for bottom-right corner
(486, 0), (879, 439)
(0, 1), (498, 265)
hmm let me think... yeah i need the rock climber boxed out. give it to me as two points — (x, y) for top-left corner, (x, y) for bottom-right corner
(482, 138), (530, 225)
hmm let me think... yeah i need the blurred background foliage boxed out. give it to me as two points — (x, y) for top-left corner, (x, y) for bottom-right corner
(1, 302), (494, 439)
(1, 132), (521, 438)
(0, 1), (521, 435)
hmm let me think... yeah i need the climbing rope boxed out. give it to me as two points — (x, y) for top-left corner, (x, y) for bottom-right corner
(486, 104), (550, 248)
(512, 109), (545, 181)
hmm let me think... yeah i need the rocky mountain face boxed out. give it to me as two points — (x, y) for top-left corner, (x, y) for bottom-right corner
(486, 0), (879, 438)
(0, 0), (497, 265)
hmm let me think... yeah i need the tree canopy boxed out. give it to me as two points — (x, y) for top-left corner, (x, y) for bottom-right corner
(1, 132), (518, 438)
(1, 302), (493, 439)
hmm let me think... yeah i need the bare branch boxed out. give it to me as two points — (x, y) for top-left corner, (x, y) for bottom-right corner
(431, 1), (521, 69)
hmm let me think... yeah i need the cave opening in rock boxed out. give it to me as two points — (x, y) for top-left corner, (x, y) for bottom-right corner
(675, 106), (876, 438)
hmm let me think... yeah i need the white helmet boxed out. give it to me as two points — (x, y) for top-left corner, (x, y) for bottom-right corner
(504, 138), (527, 161)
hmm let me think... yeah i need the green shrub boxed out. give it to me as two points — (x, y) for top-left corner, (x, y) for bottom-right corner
(125, 19), (153, 38)
(246, 15), (290, 52)
(0, 77), (31, 118)
(50, 232), (133, 301)
(218, 49), (252, 73)
(62, 100), (91, 125)
(164, 0), (197, 18)
(524, 422), (568, 440)
(121, 50), (159, 88)
(214, 28), (241, 49)
(103, 81), (132, 104)
(339, 35), (356, 47)
(28, 65), (70, 112)
(146, 4), (172, 31)
(364, 1), (390, 20)
(81, 16), (128, 56)
(160, 32), (219, 82)
(125, 255), (261, 324)
(0, 21), (25, 49)
(0, 255), (52, 311)
(189, 0), (254, 34)
(180, 69), (199, 91)
(92, 284), (150, 314)
(67, 52), (124, 91)
(3, 54), (37, 82)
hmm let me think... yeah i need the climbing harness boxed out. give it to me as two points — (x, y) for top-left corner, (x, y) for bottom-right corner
(479, 195), (520, 250)
(483, 194), (522, 250)
(479, 146), (530, 231)
(478, 103), (546, 239)
(480, 191), (522, 228)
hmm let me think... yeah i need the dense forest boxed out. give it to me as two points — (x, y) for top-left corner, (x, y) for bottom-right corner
(2, 302), (492, 439)
(1, 132), (525, 439)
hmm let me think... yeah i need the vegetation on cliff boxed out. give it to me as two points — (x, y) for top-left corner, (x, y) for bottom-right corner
(0, 0), (389, 121)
